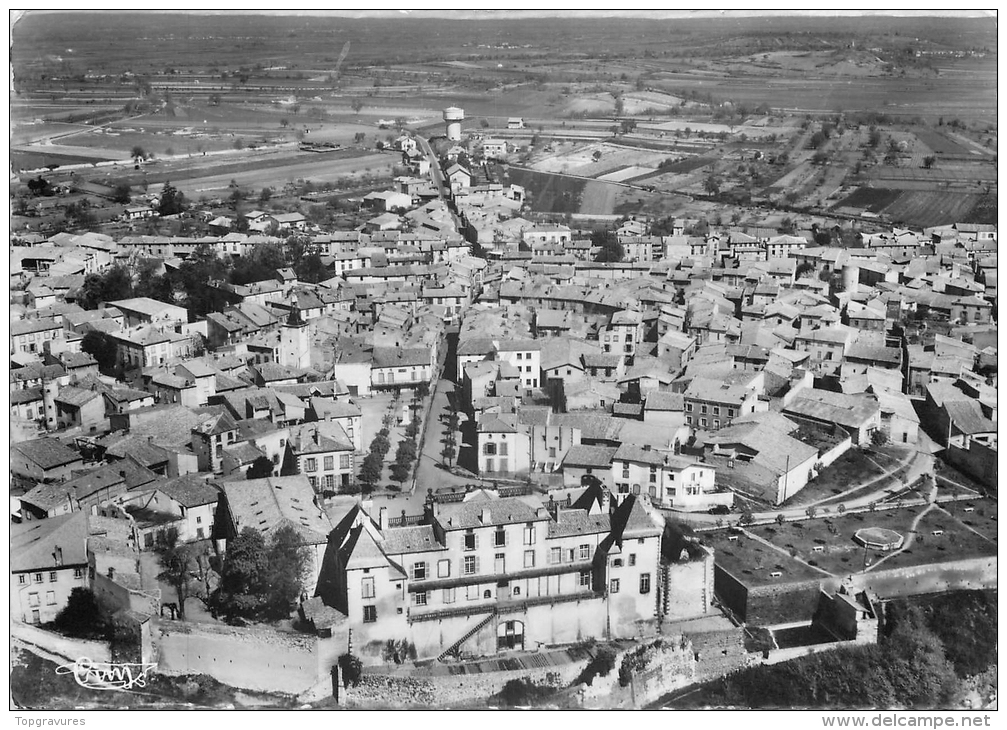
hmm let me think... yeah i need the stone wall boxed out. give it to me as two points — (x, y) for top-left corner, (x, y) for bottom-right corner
(580, 637), (697, 709)
(343, 654), (588, 708)
(745, 578), (827, 626)
(850, 555), (997, 600)
(664, 553), (714, 621)
(12, 622), (111, 664)
(687, 627), (752, 680)
(155, 620), (321, 695)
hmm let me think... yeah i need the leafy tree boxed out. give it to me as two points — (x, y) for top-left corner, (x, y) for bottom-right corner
(703, 174), (720, 195)
(739, 509), (755, 525)
(871, 430), (889, 446)
(922, 155), (936, 169)
(210, 528), (269, 622)
(775, 513), (786, 526)
(358, 453), (383, 486)
(176, 244), (229, 317)
(294, 252), (328, 284)
(259, 187), (273, 203)
(592, 229), (624, 263)
(246, 455), (275, 480)
(54, 588), (107, 639)
(112, 183), (132, 204)
(338, 653), (363, 688)
(158, 181), (186, 216)
(155, 527), (206, 621)
(805, 505), (818, 519)
(131, 146), (148, 163)
(263, 524), (310, 619)
(354, 132), (366, 145)
(350, 99), (364, 114)
(81, 330), (118, 376)
(440, 444), (456, 467)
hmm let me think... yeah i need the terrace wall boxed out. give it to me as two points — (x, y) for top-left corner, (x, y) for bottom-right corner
(12, 621), (111, 664)
(944, 442), (997, 490)
(850, 555), (997, 600)
(343, 653), (587, 708)
(155, 620), (321, 695)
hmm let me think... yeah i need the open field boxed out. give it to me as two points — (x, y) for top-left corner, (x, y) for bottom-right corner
(834, 187), (902, 213)
(505, 167), (586, 214)
(912, 128), (983, 157)
(881, 191), (988, 227)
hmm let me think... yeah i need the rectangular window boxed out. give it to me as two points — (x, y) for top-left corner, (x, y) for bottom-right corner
(612, 558), (623, 568)
(464, 532), (476, 551)
(438, 559), (451, 578)
(413, 592), (428, 607)
(579, 544), (590, 560)
(494, 528), (506, 547)
(340, 454), (351, 469)
(549, 447), (556, 459)
(580, 571), (591, 587)
(524, 550), (535, 568)
(18, 575), (26, 585)
(443, 588), (455, 605)
(305, 458), (317, 472)
(49, 572), (57, 582)
(467, 585), (479, 601)
(361, 577), (375, 599)
(308, 476), (317, 489)
(411, 562), (427, 581)
(549, 547), (562, 565)
(567, 548), (575, 563)
(324, 474), (334, 491)
(323, 456), (334, 471)
(610, 579), (620, 594)
(463, 556), (477, 575)
(363, 605), (377, 623)
(523, 524), (536, 545)
(33, 573), (42, 583)
(28, 593), (39, 607)
(640, 573), (651, 594)
(74, 568), (83, 579)
(46, 591), (56, 605)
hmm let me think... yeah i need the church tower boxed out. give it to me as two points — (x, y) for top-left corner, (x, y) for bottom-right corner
(280, 309), (310, 369)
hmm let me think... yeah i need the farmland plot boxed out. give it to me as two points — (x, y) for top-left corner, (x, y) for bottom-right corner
(880, 191), (985, 228)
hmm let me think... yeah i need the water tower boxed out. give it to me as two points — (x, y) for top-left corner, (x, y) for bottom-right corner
(443, 106), (464, 141)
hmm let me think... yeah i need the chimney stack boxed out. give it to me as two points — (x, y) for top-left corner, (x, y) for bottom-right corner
(378, 507), (388, 531)
(54, 546), (63, 567)
(480, 508), (491, 525)
(601, 489), (611, 514)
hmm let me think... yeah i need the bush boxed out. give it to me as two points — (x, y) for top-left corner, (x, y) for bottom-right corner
(53, 588), (107, 639)
(577, 645), (617, 686)
(337, 653), (363, 688)
(499, 678), (557, 706)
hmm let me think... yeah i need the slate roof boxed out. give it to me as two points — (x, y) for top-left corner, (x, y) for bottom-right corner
(12, 438), (82, 470)
(435, 494), (545, 531)
(218, 476), (332, 545)
(157, 474), (221, 508)
(562, 445), (618, 469)
(11, 512), (89, 572)
(380, 525), (447, 555)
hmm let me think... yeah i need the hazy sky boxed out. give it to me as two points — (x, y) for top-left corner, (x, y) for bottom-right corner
(16, 8), (995, 20)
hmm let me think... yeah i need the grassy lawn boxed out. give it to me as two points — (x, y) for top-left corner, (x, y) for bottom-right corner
(717, 498), (998, 579)
(782, 447), (908, 508)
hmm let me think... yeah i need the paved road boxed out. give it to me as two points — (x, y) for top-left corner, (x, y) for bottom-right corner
(414, 378), (483, 496)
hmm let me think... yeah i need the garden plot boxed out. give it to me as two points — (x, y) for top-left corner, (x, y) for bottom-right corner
(530, 142), (668, 178)
(597, 165), (655, 183)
